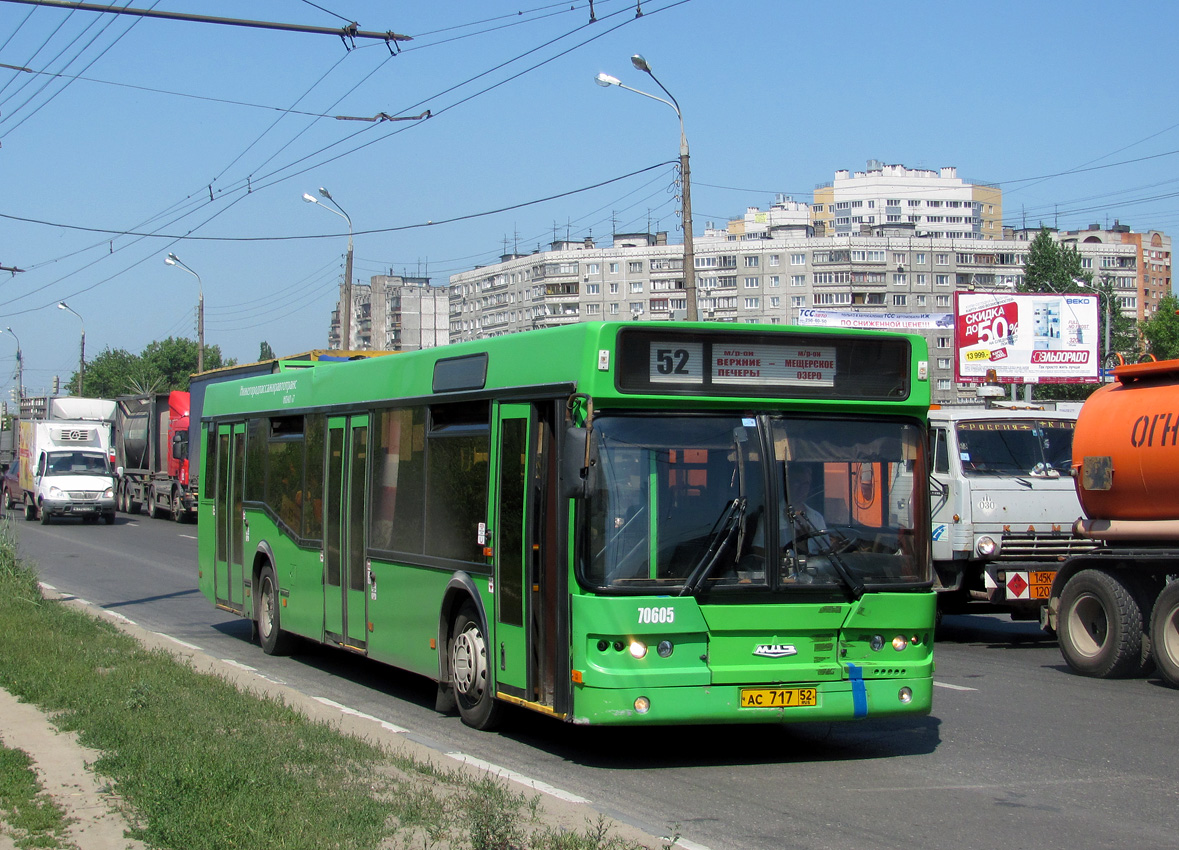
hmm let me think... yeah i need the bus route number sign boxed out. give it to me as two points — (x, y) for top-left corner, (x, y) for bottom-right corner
(649, 342), (705, 383)
(648, 342), (837, 388)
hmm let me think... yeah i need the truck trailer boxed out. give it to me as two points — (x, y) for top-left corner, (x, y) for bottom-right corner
(114, 391), (194, 521)
(17, 418), (116, 524)
(1046, 358), (1179, 687)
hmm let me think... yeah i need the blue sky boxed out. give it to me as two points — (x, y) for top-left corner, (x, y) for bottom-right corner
(1, 0), (1177, 397)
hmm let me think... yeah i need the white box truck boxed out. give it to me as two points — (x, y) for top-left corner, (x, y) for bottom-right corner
(17, 419), (116, 524)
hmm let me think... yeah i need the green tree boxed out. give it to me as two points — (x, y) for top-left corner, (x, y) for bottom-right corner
(259, 340), (276, 361)
(65, 338), (233, 397)
(1141, 293), (1179, 361)
(71, 348), (160, 398)
(142, 337), (231, 389)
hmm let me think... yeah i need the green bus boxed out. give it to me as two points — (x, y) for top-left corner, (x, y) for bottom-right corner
(197, 322), (935, 729)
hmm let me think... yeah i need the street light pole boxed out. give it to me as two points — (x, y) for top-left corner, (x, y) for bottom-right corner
(596, 55), (697, 321)
(2, 327), (22, 405)
(304, 188), (354, 348)
(164, 253), (205, 373)
(57, 302), (84, 396)
(1074, 277), (1113, 377)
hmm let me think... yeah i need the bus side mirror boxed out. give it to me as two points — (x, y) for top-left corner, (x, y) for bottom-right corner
(560, 427), (595, 500)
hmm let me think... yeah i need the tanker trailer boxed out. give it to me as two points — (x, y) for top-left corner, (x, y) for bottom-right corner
(114, 392), (194, 521)
(1045, 358), (1179, 687)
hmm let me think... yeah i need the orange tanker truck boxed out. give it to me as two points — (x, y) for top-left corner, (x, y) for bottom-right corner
(1045, 358), (1179, 687)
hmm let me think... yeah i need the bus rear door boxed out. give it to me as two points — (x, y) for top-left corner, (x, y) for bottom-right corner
(213, 422), (246, 613)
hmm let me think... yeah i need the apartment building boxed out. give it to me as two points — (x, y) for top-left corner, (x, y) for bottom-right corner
(1057, 221), (1172, 321)
(328, 274), (449, 351)
(812, 161), (1003, 241)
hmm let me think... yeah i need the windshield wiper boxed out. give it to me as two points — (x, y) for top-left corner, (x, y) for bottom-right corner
(788, 506), (864, 600)
(679, 497), (746, 596)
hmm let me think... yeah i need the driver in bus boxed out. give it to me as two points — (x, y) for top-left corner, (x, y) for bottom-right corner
(753, 462), (831, 556)
(782, 462), (830, 555)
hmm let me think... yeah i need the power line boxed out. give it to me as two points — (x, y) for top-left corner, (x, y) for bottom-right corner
(0, 0), (413, 46)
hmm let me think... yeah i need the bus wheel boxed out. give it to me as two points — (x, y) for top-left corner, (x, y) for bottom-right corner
(1058, 569), (1148, 678)
(450, 605), (502, 730)
(1150, 581), (1179, 688)
(257, 566), (293, 656)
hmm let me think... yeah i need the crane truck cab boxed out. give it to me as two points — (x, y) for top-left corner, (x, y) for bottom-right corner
(928, 404), (1093, 619)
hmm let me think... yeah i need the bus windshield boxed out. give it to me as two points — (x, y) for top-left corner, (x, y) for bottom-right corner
(580, 414), (928, 594)
(956, 418), (1074, 477)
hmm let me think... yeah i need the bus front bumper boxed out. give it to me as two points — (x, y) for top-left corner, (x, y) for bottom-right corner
(569, 676), (933, 725)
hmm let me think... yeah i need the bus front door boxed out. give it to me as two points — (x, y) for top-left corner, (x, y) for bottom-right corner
(491, 403), (557, 709)
(213, 422), (246, 613)
(325, 416), (370, 651)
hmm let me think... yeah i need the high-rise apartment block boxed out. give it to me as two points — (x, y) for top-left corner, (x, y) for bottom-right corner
(812, 161), (1003, 241)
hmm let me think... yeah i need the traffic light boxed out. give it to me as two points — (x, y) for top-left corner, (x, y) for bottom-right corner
(52, 375), (59, 395)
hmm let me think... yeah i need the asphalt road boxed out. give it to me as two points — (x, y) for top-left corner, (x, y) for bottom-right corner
(10, 509), (1179, 850)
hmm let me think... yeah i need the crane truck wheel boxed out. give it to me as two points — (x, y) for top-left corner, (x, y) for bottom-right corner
(1058, 568), (1150, 678)
(1149, 580), (1179, 688)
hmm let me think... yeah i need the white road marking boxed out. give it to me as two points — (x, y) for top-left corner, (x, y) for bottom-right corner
(221, 659), (256, 672)
(934, 680), (978, 691)
(163, 635), (201, 651)
(444, 752), (590, 804)
(313, 697), (408, 734)
(179, 534), (197, 540)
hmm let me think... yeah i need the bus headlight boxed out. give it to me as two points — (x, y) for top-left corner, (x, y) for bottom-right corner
(634, 696), (650, 714)
(628, 640), (647, 659)
(870, 635), (884, 652)
(976, 536), (999, 558)
(898, 687), (913, 704)
(892, 635), (908, 652)
(657, 640), (674, 658)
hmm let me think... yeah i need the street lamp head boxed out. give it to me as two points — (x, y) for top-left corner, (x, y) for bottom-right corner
(302, 193), (319, 204)
(318, 187), (333, 200)
(631, 54), (651, 73)
(57, 301), (67, 311)
(164, 253), (178, 266)
(595, 72), (620, 87)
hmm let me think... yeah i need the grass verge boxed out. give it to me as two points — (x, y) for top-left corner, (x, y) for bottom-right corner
(0, 742), (73, 850)
(0, 521), (654, 850)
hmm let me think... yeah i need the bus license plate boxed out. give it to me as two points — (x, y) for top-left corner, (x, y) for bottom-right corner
(739, 687), (817, 708)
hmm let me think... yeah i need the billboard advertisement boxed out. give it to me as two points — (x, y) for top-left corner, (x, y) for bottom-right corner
(955, 291), (1099, 384)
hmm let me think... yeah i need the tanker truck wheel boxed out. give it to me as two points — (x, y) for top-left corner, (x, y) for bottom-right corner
(1149, 580), (1179, 688)
(172, 489), (186, 523)
(1058, 568), (1150, 678)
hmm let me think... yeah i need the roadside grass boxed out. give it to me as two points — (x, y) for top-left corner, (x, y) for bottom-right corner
(0, 743), (73, 850)
(0, 521), (653, 850)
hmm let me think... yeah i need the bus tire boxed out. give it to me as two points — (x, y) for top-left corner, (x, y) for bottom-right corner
(1058, 568), (1148, 678)
(450, 604), (502, 730)
(1149, 580), (1179, 688)
(257, 565), (293, 656)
